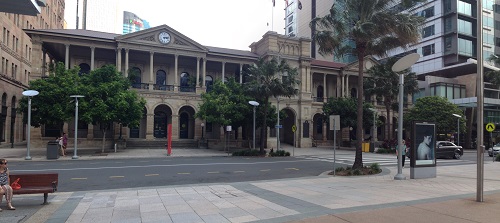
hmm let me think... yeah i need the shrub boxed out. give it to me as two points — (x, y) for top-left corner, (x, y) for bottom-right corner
(369, 163), (381, 172)
(335, 166), (345, 172)
(496, 154), (500, 162)
(269, 149), (291, 157)
(352, 169), (362, 175)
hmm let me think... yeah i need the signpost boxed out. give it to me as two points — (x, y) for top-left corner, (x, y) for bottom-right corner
(486, 123), (495, 162)
(292, 124), (296, 156)
(330, 115), (340, 176)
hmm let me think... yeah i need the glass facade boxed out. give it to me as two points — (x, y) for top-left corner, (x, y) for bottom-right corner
(458, 19), (473, 35)
(458, 0), (472, 16)
(458, 38), (473, 56)
(430, 83), (466, 100)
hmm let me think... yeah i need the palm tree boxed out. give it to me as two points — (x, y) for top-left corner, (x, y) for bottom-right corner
(365, 57), (419, 140)
(244, 57), (300, 154)
(311, 0), (424, 169)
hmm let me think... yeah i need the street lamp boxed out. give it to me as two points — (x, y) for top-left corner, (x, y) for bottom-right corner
(369, 108), (377, 144)
(201, 122), (205, 140)
(22, 90), (39, 160)
(70, 95), (84, 159)
(391, 53), (420, 181)
(249, 101), (259, 150)
(452, 114), (461, 146)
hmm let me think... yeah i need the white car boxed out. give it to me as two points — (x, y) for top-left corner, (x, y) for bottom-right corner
(488, 143), (500, 157)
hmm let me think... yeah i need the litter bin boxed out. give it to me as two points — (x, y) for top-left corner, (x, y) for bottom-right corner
(362, 142), (370, 152)
(47, 140), (59, 159)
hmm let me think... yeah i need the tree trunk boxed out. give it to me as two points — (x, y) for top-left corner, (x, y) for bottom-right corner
(385, 100), (392, 140)
(101, 128), (107, 153)
(259, 100), (269, 154)
(353, 55), (364, 169)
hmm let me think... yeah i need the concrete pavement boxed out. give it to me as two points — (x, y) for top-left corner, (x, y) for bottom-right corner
(0, 145), (499, 223)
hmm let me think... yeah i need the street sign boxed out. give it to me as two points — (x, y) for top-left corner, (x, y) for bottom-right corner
(275, 125), (282, 128)
(486, 123), (495, 132)
(292, 125), (297, 132)
(329, 115), (340, 131)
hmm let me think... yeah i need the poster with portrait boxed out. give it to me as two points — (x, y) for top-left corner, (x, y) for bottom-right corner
(412, 122), (436, 167)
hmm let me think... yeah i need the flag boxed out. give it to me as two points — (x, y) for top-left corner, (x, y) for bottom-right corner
(272, 0), (275, 7)
(298, 0), (302, 10)
(284, 0), (289, 6)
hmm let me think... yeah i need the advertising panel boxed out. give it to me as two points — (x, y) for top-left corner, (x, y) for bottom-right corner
(412, 122), (436, 167)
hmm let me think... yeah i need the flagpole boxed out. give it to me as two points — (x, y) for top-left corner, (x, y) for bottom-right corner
(272, 3), (274, 31)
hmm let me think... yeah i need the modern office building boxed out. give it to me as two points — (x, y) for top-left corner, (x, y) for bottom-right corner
(122, 11), (150, 34)
(79, 0), (121, 33)
(0, 0), (65, 147)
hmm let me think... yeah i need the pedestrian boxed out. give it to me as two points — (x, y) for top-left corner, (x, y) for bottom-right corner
(62, 132), (68, 155)
(58, 136), (65, 156)
(0, 158), (16, 210)
(396, 140), (408, 168)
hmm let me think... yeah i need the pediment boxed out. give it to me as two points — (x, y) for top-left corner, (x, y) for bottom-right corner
(115, 25), (208, 52)
(344, 56), (380, 74)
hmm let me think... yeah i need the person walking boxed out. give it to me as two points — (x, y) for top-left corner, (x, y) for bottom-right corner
(396, 140), (408, 168)
(0, 158), (15, 210)
(62, 132), (68, 155)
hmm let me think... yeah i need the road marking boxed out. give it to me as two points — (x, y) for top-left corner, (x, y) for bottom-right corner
(12, 160), (317, 172)
(177, 172), (190, 175)
(234, 171), (245, 173)
(110, 176), (124, 178)
(139, 161), (149, 163)
(71, 178), (87, 180)
(145, 174), (159, 177)
(286, 168), (299, 171)
(207, 171), (219, 174)
(260, 169), (271, 172)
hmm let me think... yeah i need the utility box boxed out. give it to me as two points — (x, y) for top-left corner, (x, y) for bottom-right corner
(47, 140), (59, 159)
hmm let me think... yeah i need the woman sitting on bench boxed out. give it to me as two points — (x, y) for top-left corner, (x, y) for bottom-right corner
(0, 158), (15, 211)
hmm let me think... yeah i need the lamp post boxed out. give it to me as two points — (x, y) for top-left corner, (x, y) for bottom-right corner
(22, 90), (39, 160)
(276, 97), (280, 151)
(201, 122), (205, 140)
(452, 114), (461, 146)
(369, 108), (377, 144)
(249, 101), (259, 150)
(391, 53), (420, 181)
(70, 95), (84, 159)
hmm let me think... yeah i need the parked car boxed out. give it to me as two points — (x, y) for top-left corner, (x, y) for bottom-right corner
(488, 143), (500, 157)
(406, 141), (463, 159)
(436, 141), (463, 159)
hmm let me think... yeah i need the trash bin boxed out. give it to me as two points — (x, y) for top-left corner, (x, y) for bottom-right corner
(47, 140), (59, 159)
(362, 142), (370, 152)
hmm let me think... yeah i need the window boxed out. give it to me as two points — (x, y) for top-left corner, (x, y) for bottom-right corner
(444, 36), (453, 53)
(444, 17), (452, 33)
(288, 26), (293, 33)
(484, 32), (494, 45)
(458, 19), (472, 35)
(422, 25), (435, 38)
(483, 16), (494, 28)
(430, 83), (466, 99)
(416, 6), (434, 18)
(458, 0), (472, 16)
(458, 38), (473, 56)
(422, 44), (435, 56)
(484, 0), (494, 10)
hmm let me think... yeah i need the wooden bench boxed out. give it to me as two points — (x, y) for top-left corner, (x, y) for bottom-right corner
(9, 173), (58, 205)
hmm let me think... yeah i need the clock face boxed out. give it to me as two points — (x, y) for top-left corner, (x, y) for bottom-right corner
(158, 32), (171, 44)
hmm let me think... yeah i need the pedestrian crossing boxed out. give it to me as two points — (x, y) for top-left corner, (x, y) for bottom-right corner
(297, 154), (475, 166)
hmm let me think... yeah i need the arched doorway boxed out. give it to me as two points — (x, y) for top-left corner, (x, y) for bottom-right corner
(313, 113), (323, 140)
(129, 107), (147, 138)
(281, 108), (296, 145)
(153, 105), (172, 138)
(178, 106), (196, 139)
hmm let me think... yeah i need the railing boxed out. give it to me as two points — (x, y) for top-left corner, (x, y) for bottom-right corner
(312, 97), (324, 102)
(154, 84), (175, 91)
(179, 86), (196, 93)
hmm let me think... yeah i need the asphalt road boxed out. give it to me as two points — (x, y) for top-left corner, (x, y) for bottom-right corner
(8, 156), (340, 192)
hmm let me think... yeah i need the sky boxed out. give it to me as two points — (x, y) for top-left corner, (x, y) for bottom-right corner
(64, 0), (287, 51)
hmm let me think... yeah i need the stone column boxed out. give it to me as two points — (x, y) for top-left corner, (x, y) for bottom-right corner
(322, 122), (327, 142)
(65, 44), (70, 69)
(42, 49), (46, 76)
(149, 52), (154, 90)
(239, 64), (243, 83)
(146, 113), (154, 139)
(202, 58), (206, 87)
(171, 115), (179, 140)
(90, 46), (95, 70)
(124, 49), (129, 76)
(196, 57), (200, 87)
(323, 74), (327, 102)
(174, 54), (179, 91)
(221, 61), (225, 83)
(116, 48), (122, 73)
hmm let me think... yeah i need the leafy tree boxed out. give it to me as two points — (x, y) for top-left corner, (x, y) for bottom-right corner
(196, 78), (252, 130)
(244, 57), (300, 153)
(486, 54), (500, 86)
(322, 97), (376, 135)
(17, 62), (82, 133)
(365, 57), (419, 140)
(311, 0), (424, 169)
(405, 96), (465, 135)
(79, 65), (146, 152)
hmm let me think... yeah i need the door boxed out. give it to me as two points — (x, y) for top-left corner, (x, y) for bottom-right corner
(154, 111), (168, 138)
(179, 113), (189, 139)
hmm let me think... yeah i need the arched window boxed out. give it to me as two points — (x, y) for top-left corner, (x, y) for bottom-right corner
(205, 75), (213, 91)
(78, 63), (90, 76)
(156, 70), (166, 85)
(130, 67), (142, 88)
(351, 88), (357, 98)
(316, 86), (324, 102)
